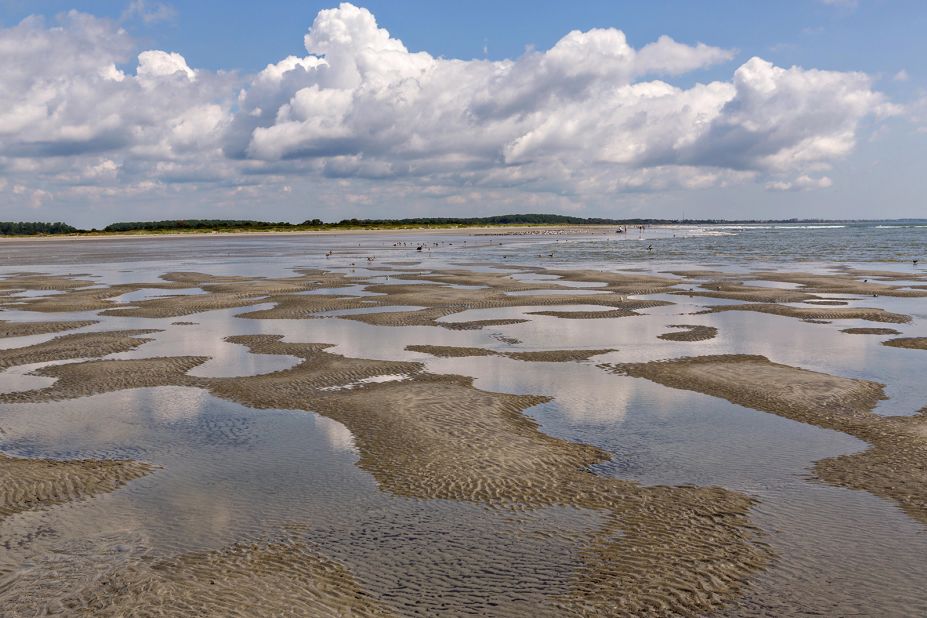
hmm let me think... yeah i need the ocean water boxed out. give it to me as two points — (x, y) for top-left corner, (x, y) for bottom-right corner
(0, 221), (923, 270)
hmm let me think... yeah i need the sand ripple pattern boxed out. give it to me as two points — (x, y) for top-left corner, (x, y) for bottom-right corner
(0, 329), (158, 370)
(51, 540), (393, 617)
(882, 337), (927, 350)
(0, 319), (97, 339)
(700, 302), (910, 323)
(604, 354), (927, 525)
(407, 344), (614, 362)
(657, 324), (718, 342)
(0, 453), (151, 522)
(0, 336), (770, 615)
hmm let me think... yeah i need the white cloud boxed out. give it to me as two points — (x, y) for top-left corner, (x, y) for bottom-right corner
(0, 3), (903, 217)
(893, 69), (909, 82)
(137, 50), (196, 82)
(235, 5), (886, 196)
(765, 174), (833, 191)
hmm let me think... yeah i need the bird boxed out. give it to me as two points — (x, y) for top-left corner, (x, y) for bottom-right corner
(647, 244), (653, 251)
(915, 259), (920, 266)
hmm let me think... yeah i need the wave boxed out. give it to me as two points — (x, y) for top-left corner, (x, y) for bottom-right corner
(774, 225), (846, 229)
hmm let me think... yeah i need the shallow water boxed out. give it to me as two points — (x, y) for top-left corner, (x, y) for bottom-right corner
(0, 231), (925, 615)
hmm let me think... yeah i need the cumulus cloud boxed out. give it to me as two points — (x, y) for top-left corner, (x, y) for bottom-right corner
(0, 3), (901, 217)
(765, 175), (833, 191)
(234, 4), (887, 196)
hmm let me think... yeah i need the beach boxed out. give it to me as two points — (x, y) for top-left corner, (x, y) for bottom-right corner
(0, 227), (925, 615)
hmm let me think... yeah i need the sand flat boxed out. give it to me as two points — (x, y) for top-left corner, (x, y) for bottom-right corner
(604, 354), (927, 525)
(0, 261), (925, 614)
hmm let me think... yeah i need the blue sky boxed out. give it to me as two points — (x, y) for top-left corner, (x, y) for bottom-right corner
(0, 1), (924, 224)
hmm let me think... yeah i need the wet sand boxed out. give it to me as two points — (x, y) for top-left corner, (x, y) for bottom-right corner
(883, 337), (927, 350)
(842, 327), (902, 335)
(0, 453), (151, 522)
(0, 319), (97, 339)
(657, 324), (718, 342)
(1, 336), (768, 615)
(700, 302), (910, 323)
(406, 344), (615, 362)
(603, 355), (927, 525)
(0, 259), (925, 615)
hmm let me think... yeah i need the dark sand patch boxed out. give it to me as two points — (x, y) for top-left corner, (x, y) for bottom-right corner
(0, 319), (97, 338)
(527, 308), (641, 319)
(56, 540), (392, 617)
(841, 327), (902, 335)
(0, 273), (96, 291)
(102, 292), (275, 318)
(700, 303), (910, 324)
(406, 345), (614, 362)
(0, 356), (208, 403)
(882, 337), (927, 350)
(0, 330), (158, 370)
(1, 337), (769, 615)
(603, 355), (927, 525)
(658, 324), (718, 342)
(440, 318), (531, 330)
(542, 269), (680, 296)
(0, 453), (152, 522)
(236, 295), (388, 320)
(236, 269), (669, 329)
(752, 272), (927, 298)
(832, 267), (927, 282)
(2, 270), (358, 318)
(3, 286), (138, 313)
(673, 282), (818, 304)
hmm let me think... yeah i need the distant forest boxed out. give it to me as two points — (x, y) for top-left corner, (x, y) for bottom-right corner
(0, 215), (922, 236)
(104, 220), (293, 232)
(0, 221), (77, 235)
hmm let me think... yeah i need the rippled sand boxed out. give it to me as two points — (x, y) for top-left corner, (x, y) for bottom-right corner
(0, 453), (151, 521)
(604, 354), (927, 525)
(0, 255), (925, 615)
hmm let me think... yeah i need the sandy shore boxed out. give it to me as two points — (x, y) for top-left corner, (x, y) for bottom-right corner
(0, 225), (621, 243)
(603, 355), (927, 525)
(657, 324), (718, 341)
(883, 337), (927, 350)
(0, 335), (769, 614)
(0, 262), (925, 614)
(0, 453), (152, 522)
(406, 344), (615, 362)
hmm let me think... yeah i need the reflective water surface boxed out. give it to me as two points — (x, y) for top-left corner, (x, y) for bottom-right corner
(0, 230), (925, 615)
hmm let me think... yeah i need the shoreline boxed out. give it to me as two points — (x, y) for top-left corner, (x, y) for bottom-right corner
(0, 224), (626, 242)
(0, 259), (925, 614)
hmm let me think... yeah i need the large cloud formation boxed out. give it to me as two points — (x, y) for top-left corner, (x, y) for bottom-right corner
(0, 3), (898, 215)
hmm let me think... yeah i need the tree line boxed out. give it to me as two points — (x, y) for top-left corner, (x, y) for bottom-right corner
(0, 216), (920, 236)
(0, 221), (77, 235)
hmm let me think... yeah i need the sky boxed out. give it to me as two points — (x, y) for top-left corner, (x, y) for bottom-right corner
(0, 0), (925, 226)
